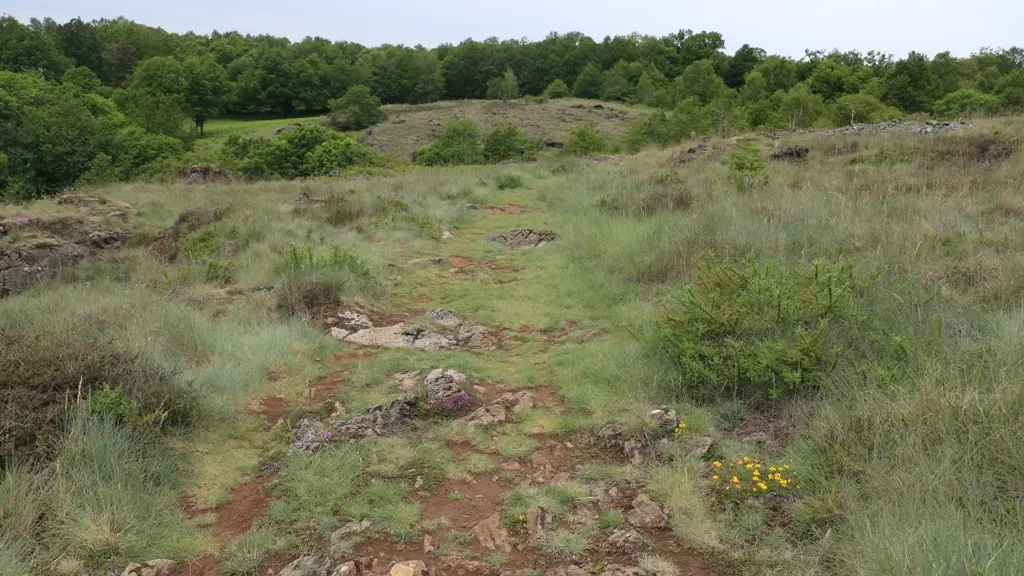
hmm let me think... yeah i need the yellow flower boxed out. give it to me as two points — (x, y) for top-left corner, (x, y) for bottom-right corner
(712, 461), (722, 468)
(737, 460), (743, 465)
(769, 466), (777, 472)
(784, 465), (790, 470)
(731, 476), (740, 484)
(712, 475), (719, 480)
(745, 464), (754, 470)
(758, 482), (768, 490)
(518, 515), (526, 521)
(743, 456), (751, 462)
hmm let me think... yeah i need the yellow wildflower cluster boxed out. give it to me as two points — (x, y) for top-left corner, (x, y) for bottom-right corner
(710, 456), (799, 500)
(673, 421), (687, 436)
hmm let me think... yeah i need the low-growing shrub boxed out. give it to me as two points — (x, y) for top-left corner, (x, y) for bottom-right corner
(276, 244), (377, 317)
(655, 254), (897, 403)
(220, 125), (376, 180)
(564, 122), (609, 157)
(482, 124), (538, 163)
(328, 85), (387, 131)
(544, 79), (571, 99)
(417, 119), (484, 166)
(494, 173), (525, 190)
(724, 143), (769, 192)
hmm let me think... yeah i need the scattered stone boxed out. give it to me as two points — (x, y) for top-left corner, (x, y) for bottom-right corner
(598, 565), (645, 576)
(456, 323), (496, 349)
(437, 556), (493, 575)
(330, 519), (372, 542)
(425, 368), (476, 410)
(687, 436), (715, 460)
(290, 396), (418, 454)
(338, 311), (374, 330)
(88, 229), (129, 249)
(427, 308), (463, 327)
(390, 560), (427, 576)
(674, 142), (710, 165)
(472, 513), (512, 553)
(344, 323), (452, 351)
(121, 559), (176, 576)
(487, 229), (558, 249)
(181, 163), (232, 185)
(495, 390), (534, 413)
(278, 556), (328, 576)
(463, 403), (508, 427)
(768, 146), (809, 162)
(607, 528), (644, 549)
(547, 567), (587, 576)
(330, 327), (352, 340)
(625, 494), (668, 529)
(423, 534), (436, 553)
(330, 561), (357, 576)
(526, 505), (553, 541)
(648, 407), (679, 431)
(442, 230), (454, 239)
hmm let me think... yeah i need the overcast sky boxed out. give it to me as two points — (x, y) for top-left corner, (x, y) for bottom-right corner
(6, 1), (1022, 58)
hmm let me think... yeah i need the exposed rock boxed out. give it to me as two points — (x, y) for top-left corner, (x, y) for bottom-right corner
(290, 396), (418, 454)
(330, 562), (357, 576)
(88, 229), (129, 249)
(338, 311), (374, 330)
(437, 556), (493, 575)
(278, 556), (328, 576)
(330, 327), (352, 340)
(425, 369), (475, 410)
(607, 528), (644, 549)
(495, 390), (534, 413)
(674, 142), (710, 165)
(625, 494), (668, 529)
(295, 192), (326, 205)
(392, 370), (423, 391)
(598, 565), (645, 576)
(599, 423), (626, 442)
(462, 403), (507, 427)
(390, 560), (427, 576)
(547, 567), (587, 576)
(456, 323), (496, 349)
(544, 139), (564, 149)
(121, 559), (176, 576)
(423, 534), (436, 553)
(687, 436), (715, 460)
(472, 513), (512, 553)
(427, 308), (463, 327)
(344, 323), (452, 351)
(768, 146), (809, 162)
(526, 505), (553, 541)
(598, 424), (648, 464)
(181, 163), (232, 185)
(330, 519), (372, 542)
(1, 242), (87, 298)
(442, 230), (454, 239)
(487, 229), (558, 249)
(648, 407), (679, 431)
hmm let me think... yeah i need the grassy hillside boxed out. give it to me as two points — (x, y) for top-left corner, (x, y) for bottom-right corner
(1, 115), (1022, 576)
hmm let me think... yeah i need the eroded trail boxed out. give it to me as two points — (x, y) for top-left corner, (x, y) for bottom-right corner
(179, 190), (716, 576)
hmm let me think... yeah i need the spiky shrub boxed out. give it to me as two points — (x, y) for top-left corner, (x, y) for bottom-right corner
(723, 142), (769, 192)
(655, 254), (902, 403)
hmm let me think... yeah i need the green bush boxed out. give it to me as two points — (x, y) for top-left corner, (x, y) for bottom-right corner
(544, 78), (571, 99)
(306, 137), (377, 176)
(564, 122), (609, 157)
(494, 173), (525, 190)
(417, 119), (484, 166)
(220, 125), (376, 180)
(328, 85), (387, 130)
(830, 93), (902, 126)
(655, 255), (894, 403)
(932, 89), (1001, 119)
(724, 142), (769, 192)
(482, 124), (537, 163)
(276, 244), (378, 317)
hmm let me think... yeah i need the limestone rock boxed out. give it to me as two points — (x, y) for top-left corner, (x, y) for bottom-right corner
(437, 556), (493, 575)
(330, 327), (351, 340)
(496, 390), (534, 413)
(427, 308), (463, 327)
(463, 404), (507, 427)
(423, 534), (435, 553)
(607, 528), (644, 549)
(344, 323), (452, 351)
(625, 494), (668, 529)
(121, 560), (176, 576)
(331, 519), (372, 542)
(338, 311), (374, 330)
(526, 505), (553, 541)
(390, 560), (427, 576)
(456, 323), (496, 349)
(686, 436), (715, 460)
(330, 562), (357, 576)
(472, 513), (512, 553)
(278, 556), (327, 576)
(648, 407), (679, 431)
(425, 369), (475, 410)
(487, 229), (557, 249)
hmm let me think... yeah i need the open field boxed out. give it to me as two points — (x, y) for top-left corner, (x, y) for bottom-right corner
(1, 114), (1023, 576)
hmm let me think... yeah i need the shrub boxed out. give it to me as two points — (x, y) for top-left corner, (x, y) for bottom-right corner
(306, 137), (377, 176)
(830, 93), (901, 126)
(494, 173), (525, 190)
(328, 85), (387, 130)
(544, 78), (571, 99)
(275, 244), (377, 317)
(417, 119), (484, 166)
(932, 89), (1001, 120)
(655, 255), (892, 403)
(220, 125), (376, 180)
(724, 143), (769, 192)
(623, 111), (686, 152)
(564, 122), (608, 157)
(482, 124), (537, 163)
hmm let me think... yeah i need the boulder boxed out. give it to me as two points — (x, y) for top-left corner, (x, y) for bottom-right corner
(330, 519), (372, 542)
(330, 562), (357, 576)
(607, 528), (644, 549)
(472, 513), (512, 553)
(278, 556), (328, 576)
(625, 494), (668, 529)
(330, 327), (351, 340)
(456, 323), (495, 349)
(687, 436), (715, 460)
(427, 308), (463, 327)
(463, 404), (507, 427)
(526, 505), (553, 541)
(121, 560), (176, 576)
(390, 560), (427, 576)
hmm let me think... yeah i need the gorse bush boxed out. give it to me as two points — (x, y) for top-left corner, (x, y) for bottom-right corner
(564, 122), (609, 156)
(724, 142), (769, 191)
(655, 255), (897, 403)
(417, 119), (484, 166)
(220, 124), (376, 180)
(482, 124), (538, 163)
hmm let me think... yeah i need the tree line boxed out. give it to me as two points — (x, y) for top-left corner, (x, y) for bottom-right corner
(2, 14), (1024, 199)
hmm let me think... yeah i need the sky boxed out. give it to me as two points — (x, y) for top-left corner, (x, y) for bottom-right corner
(5, 0), (1022, 59)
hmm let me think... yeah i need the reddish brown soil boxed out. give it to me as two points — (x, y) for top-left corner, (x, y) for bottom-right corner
(203, 476), (273, 544)
(308, 372), (348, 403)
(449, 256), (474, 269)
(168, 556), (220, 576)
(470, 204), (534, 214)
(249, 395), (287, 428)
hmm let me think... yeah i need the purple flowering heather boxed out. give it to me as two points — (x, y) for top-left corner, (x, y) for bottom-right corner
(441, 391), (478, 412)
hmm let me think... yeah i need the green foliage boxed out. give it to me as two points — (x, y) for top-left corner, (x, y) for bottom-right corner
(830, 93), (901, 126)
(222, 528), (294, 576)
(220, 125), (376, 180)
(724, 143), (768, 192)
(275, 244), (377, 317)
(675, 60), (728, 105)
(486, 68), (519, 101)
(778, 82), (826, 129)
(493, 173), (525, 190)
(995, 70), (1024, 111)
(807, 59), (859, 101)
(882, 52), (940, 113)
(0, 16), (68, 79)
(598, 509), (625, 528)
(482, 124), (537, 163)
(573, 63), (603, 99)
(540, 529), (589, 560)
(120, 56), (188, 138)
(328, 85), (387, 130)
(544, 78), (571, 99)
(85, 383), (169, 428)
(932, 89), (1000, 119)
(182, 54), (233, 135)
(655, 255), (891, 403)
(564, 122), (609, 157)
(417, 119), (484, 166)
(62, 66), (101, 92)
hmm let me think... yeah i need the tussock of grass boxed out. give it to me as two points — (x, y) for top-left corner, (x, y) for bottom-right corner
(221, 528), (294, 576)
(539, 528), (589, 560)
